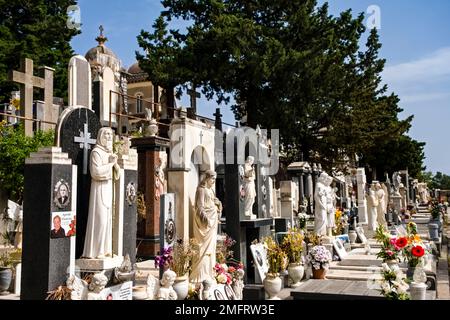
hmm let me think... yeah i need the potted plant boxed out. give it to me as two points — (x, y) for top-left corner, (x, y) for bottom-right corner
(170, 239), (198, 300)
(308, 245), (332, 279)
(262, 237), (288, 300)
(0, 251), (13, 295)
(280, 228), (305, 288)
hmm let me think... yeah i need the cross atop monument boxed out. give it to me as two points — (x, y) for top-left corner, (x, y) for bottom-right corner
(74, 123), (97, 175)
(8, 58), (54, 136)
(96, 25), (107, 45)
(187, 82), (201, 114)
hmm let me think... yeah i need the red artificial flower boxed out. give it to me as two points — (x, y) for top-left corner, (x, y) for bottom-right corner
(411, 246), (425, 258)
(395, 237), (408, 249)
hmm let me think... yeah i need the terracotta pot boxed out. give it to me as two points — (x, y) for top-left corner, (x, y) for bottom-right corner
(312, 268), (326, 279)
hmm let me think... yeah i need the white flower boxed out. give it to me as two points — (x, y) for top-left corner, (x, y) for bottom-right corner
(221, 264), (228, 272)
(216, 274), (227, 284)
(381, 263), (390, 272)
(380, 282), (390, 293)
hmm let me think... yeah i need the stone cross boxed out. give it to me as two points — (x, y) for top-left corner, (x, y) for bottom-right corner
(8, 58), (54, 136)
(187, 82), (201, 114)
(74, 123), (97, 175)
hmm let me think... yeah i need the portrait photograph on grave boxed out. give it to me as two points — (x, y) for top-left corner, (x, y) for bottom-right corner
(50, 212), (75, 239)
(53, 179), (71, 209)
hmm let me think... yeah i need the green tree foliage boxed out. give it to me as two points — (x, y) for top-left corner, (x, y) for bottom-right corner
(0, 122), (54, 202)
(421, 171), (450, 190)
(0, 0), (80, 103)
(137, 0), (425, 177)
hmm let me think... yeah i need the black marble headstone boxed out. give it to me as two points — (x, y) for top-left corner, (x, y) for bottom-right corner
(224, 136), (273, 284)
(56, 106), (101, 258)
(122, 169), (138, 265)
(22, 156), (74, 300)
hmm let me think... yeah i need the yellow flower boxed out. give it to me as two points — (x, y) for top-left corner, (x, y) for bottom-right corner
(413, 234), (421, 243)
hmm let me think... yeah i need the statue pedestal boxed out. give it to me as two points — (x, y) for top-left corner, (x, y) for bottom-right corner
(75, 256), (124, 271)
(131, 136), (170, 258)
(391, 195), (403, 214)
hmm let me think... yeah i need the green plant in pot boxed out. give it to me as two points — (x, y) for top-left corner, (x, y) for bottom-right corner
(0, 252), (13, 295)
(262, 237), (288, 300)
(280, 228), (305, 288)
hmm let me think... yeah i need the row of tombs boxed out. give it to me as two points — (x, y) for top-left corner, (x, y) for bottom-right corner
(1, 52), (432, 300)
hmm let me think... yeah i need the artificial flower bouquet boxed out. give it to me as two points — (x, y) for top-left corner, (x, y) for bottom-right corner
(378, 263), (410, 300)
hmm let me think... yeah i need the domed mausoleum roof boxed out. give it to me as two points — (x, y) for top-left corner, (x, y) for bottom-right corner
(85, 25), (122, 73)
(128, 62), (144, 74)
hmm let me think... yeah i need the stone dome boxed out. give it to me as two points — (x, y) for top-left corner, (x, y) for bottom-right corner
(85, 43), (118, 61)
(128, 62), (144, 74)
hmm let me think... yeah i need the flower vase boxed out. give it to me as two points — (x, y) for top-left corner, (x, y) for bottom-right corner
(312, 268), (327, 279)
(0, 268), (12, 295)
(172, 276), (189, 300)
(349, 231), (357, 244)
(288, 263), (305, 288)
(263, 274), (282, 300)
(409, 282), (427, 300)
(406, 266), (416, 281)
(385, 259), (399, 268)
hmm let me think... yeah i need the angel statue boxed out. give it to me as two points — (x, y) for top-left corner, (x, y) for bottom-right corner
(145, 269), (178, 300)
(66, 271), (109, 300)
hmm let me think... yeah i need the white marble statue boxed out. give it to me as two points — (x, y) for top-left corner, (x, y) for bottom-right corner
(392, 172), (402, 196)
(367, 183), (379, 231)
(200, 278), (215, 300)
(157, 269), (177, 300)
(145, 269), (177, 300)
(243, 156), (257, 219)
(314, 172), (329, 236)
(325, 176), (336, 237)
(82, 127), (120, 259)
(399, 183), (407, 210)
(375, 182), (388, 228)
(67, 271), (108, 300)
(231, 268), (245, 300)
(190, 170), (222, 284)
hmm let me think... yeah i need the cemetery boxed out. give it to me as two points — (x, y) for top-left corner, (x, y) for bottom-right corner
(0, 1), (449, 304)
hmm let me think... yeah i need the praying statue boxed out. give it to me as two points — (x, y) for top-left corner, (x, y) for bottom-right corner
(243, 156), (257, 219)
(82, 127), (120, 259)
(190, 170), (222, 284)
(314, 172), (329, 236)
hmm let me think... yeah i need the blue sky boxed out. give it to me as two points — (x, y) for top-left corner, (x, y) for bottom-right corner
(71, 0), (450, 174)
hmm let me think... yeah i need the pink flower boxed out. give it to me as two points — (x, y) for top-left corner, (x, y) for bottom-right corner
(386, 250), (394, 257)
(390, 238), (396, 245)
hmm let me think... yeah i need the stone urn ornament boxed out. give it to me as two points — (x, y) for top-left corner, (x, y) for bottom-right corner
(146, 119), (159, 137)
(263, 274), (282, 300)
(288, 263), (305, 288)
(348, 230), (357, 244)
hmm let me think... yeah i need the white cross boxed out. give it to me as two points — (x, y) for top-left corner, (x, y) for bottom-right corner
(74, 123), (97, 175)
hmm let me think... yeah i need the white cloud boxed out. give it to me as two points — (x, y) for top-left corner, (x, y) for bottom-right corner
(383, 47), (450, 85)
